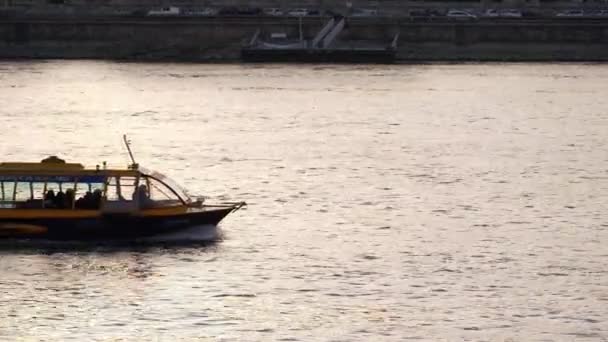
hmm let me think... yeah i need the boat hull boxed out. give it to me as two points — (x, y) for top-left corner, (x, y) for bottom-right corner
(0, 207), (234, 241)
(241, 48), (397, 63)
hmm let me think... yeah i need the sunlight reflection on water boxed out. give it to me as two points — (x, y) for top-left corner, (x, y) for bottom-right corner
(0, 61), (607, 341)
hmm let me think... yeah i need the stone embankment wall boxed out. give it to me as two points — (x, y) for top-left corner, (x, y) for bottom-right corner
(5, 0), (608, 17)
(1, 17), (608, 61)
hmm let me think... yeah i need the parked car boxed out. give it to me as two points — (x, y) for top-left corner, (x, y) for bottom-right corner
(484, 8), (522, 18)
(446, 9), (477, 20)
(556, 9), (584, 17)
(238, 7), (262, 15)
(483, 9), (499, 17)
(270, 32), (288, 39)
(589, 9), (608, 17)
(187, 8), (218, 16)
(287, 8), (309, 17)
(521, 9), (543, 18)
(148, 6), (181, 16)
(409, 9), (443, 19)
(263, 8), (283, 16)
(219, 7), (262, 16)
(129, 9), (148, 17)
(219, 7), (239, 15)
(351, 8), (378, 17)
(500, 9), (522, 17)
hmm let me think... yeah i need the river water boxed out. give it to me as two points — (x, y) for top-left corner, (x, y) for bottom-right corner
(0, 61), (606, 341)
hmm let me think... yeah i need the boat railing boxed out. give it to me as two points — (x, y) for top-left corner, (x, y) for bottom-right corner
(0, 199), (49, 209)
(202, 201), (247, 211)
(0, 201), (17, 209)
(101, 200), (139, 214)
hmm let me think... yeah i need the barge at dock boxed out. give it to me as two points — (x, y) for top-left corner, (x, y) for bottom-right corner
(242, 16), (398, 63)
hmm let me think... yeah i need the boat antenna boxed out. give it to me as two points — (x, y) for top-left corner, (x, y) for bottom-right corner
(123, 134), (138, 169)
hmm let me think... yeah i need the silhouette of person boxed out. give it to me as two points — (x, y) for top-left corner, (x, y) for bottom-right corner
(55, 190), (65, 209)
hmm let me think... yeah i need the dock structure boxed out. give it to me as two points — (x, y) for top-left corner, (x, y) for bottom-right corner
(242, 16), (398, 63)
(318, 17), (345, 48)
(2, 0), (605, 18)
(312, 17), (337, 48)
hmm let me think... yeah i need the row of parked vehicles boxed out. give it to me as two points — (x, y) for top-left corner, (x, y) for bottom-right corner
(145, 6), (608, 19)
(147, 6), (330, 17)
(411, 8), (608, 20)
(555, 9), (608, 17)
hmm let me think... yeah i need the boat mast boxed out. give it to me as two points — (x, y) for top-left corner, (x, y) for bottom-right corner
(123, 134), (138, 169)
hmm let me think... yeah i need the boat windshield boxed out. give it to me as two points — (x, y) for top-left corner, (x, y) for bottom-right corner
(139, 167), (193, 204)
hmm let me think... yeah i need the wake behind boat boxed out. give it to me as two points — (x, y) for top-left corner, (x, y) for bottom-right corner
(0, 137), (245, 242)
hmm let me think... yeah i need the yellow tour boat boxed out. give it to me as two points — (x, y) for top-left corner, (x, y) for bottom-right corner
(0, 137), (244, 242)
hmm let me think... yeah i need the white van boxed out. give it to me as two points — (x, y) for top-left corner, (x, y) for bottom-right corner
(148, 6), (181, 16)
(264, 8), (284, 16)
(287, 8), (309, 17)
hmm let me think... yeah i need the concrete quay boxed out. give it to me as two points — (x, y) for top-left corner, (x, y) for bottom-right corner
(1, 16), (607, 62)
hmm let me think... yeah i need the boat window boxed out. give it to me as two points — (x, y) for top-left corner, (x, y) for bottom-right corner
(121, 177), (138, 201)
(128, 176), (182, 208)
(74, 182), (103, 200)
(0, 182), (14, 200)
(73, 182), (104, 210)
(32, 182), (45, 200)
(15, 182), (50, 209)
(45, 182), (61, 194)
(1, 181), (60, 208)
(0, 178), (107, 210)
(105, 176), (138, 202)
(0, 182), (15, 208)
(147, 177), (180, 202)
(15, 182), (31, 202)
(105, 176), (119, 201)
(41, 182), (76, 209)
(139, 167), (191, 204)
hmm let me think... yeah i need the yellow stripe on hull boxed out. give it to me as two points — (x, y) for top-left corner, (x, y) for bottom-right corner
(139, 206), (189, 217)
(0, 209), (100, 219)
(0, 206), (189, 219)
(0, 223), (48, 236)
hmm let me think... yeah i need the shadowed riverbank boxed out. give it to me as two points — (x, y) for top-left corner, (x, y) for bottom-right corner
(1, 16), (608, 62)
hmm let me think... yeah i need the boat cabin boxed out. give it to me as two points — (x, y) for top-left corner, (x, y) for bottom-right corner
(0, 156), (192, 214)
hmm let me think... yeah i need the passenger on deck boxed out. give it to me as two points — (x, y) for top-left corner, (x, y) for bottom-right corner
(65, 189), (75, 209)
(54, 191), (65, 209)
(75, 191), (92, 209)
(75, 190), (102, 209)
(92, 189), (102, 209)
(133, 184), (154, 208)
(44, 190), (56, 208)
